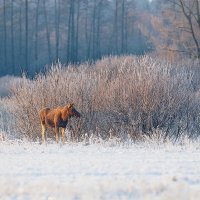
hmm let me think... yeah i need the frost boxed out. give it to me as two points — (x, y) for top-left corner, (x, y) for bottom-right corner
(0, 141), (200, 200)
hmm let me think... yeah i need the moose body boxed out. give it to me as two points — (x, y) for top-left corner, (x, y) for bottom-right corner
(39, 103), (81, 143)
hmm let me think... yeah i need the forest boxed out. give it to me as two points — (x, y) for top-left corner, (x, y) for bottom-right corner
(1, 0), (199, 77)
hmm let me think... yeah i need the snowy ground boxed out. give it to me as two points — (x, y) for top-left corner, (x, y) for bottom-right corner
(0, 140), (200, 200)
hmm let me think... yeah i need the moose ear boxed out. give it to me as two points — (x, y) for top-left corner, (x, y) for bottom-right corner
(67, 103), (74, 109)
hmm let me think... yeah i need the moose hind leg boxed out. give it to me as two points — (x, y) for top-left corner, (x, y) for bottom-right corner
(55, 127), (59, 143)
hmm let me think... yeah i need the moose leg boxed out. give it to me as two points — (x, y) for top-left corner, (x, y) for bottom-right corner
(61, 128), (65, 144)
(55, 126), (59, 143)
(41, 123), (46, 143)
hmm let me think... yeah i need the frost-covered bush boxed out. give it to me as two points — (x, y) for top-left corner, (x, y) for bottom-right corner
(0, 98), (17, 140)
(0, 75), (22, 97)
(6, 56), (200, 141)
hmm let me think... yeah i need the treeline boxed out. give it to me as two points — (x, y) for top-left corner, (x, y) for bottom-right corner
(0, 0), (150, 76)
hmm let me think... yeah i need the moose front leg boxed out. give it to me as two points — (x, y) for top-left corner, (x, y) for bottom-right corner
(55, 126), (59, 143)
(41, 123), (46, 143)
(61, 128), (65, 144)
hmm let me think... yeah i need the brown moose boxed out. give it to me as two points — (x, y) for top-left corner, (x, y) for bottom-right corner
(39, 103), (81, 143)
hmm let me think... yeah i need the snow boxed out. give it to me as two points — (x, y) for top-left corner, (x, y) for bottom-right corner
(0, 141), (200, 200)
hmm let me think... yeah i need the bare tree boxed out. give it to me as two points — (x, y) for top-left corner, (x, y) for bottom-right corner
(175, 0), (200, 58)
(143, 0), (200, 59)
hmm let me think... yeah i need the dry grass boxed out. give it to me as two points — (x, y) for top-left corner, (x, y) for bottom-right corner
(2, 55), (200, 142)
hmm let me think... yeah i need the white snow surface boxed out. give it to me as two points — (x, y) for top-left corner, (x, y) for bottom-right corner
(0, 140), (200, 200)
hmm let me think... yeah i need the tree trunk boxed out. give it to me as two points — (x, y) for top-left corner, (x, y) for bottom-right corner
(84, 0), (91, 59)
(71, 0), (75, 63)
(11, 0), (15, 74)
(25, 0), (29, 73)
(96, 1), (102, 59)
(67, 0), (75, 63)
(67, 2), (71, 62)
(55, 0), (60, 61)
(43, 0), (52, 63)
(92, 0), (97, 59)
(114, 0), (119, 54)
(3, 0), (7, 69)
(35, 0), (40, 70)
(75, 0), (80, 62)
(124, 4), (128, 53)
(121, 0), (125, 54)
(19, 0), (22, 68)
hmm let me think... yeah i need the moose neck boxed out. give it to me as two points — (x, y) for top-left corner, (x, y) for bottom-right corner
(61, 109), (71, 121)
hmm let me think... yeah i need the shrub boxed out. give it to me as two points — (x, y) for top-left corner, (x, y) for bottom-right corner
(7, 56), (200, 141)
(0, 76), (22, 97)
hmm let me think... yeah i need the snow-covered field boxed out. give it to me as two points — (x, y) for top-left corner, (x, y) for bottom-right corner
(0, 140), (200, 200)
